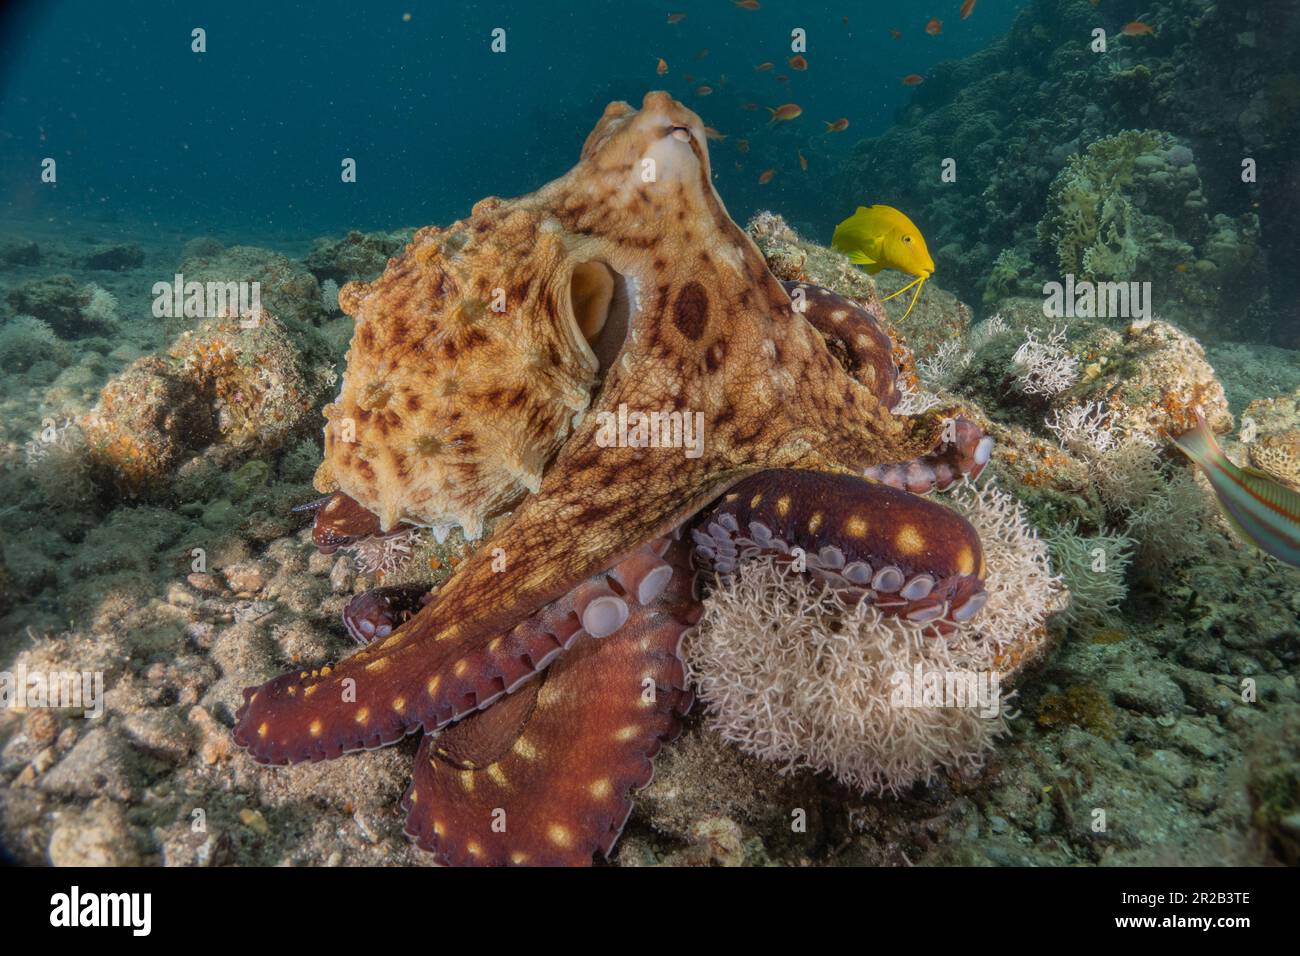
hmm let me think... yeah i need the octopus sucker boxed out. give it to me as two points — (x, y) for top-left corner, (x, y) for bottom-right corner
(234, 91), (999, 861)
(691, 470), (987, 634)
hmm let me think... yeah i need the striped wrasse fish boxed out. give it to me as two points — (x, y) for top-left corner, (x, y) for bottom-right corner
(1171, 411), (1300, 568)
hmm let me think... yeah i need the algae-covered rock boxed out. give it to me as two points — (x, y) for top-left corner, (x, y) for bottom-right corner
(0, 238), (41, 266)
(304, 229), (414, 285)
(81, 312), (336, 495)
(4, 274), (115, 337)
(0, 316), (72, 371)
(1037, 130), (1260, 335)
(83, 242), (145, 271)
(1242, 388), (1300, 492)
(177, 244), (322, 326)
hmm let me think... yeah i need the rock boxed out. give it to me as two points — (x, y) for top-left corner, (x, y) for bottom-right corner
(187, 705), (236, 766)
(180, 235), (224, 260)
(308, 549), (335, 575)
(304, 229), (413, 284)
(1140, 749), (1193, 790)
(1106, 666), (1185, 717)
(25, 710), (59, 748)
(1168, 718), (1223, 761)
(39, 726), (138, 800)
(5, 274), (113, 337)
(120, 710), (196, 763)
(83, 242), (145, 271)
(239, 807), (271, 837)
(0, 238), (41, 266)
(159, 820), (231, 867)
(329, 556), (355, 594)
(177, 243), (322, 325)
(1169, 667), (1239, 717)
(81, 312), (336, 496)
(223, 563), (267, 594)
(48, 800), (142, 866)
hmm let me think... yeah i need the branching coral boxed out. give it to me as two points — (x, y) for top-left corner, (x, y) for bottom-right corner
(21, 418), (95, 506)
(1043, 398), (1218, 570)
(81, 285), (118, 326)
(0, 316), (70, 372)
(1047, 399), (1163, 515)
(319, 279), (342, 316)
(1046, 399), (1118, 457)
(1039, 129), (1165, 279)
(1012, 326), (1079, 397)
(1122, 472), (1214, 572)
(1045, 521), (1133, 628)
(915, 338), (973, 392)
(686, 480), (1064, 795)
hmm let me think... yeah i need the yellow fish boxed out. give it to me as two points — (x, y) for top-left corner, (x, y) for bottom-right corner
(832, 204), (935, 320)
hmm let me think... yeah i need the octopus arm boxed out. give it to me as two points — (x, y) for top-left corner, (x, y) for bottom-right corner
(232, 477), (711, 766)
(402, 544), (696, 866)
(692, 469), (988, 630)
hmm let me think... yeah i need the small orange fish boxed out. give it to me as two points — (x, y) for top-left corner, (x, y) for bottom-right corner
(755, 61), (774, 71)
(684, 72), (696, 83)
(734, 0), (761, 9)
(696, 85), (713, 96)
(1122, 21), (1155, 36)
(788, 55), (808, 71)
(901, 73), (925, 86)
(824, 117), (850, 133)
(775, 74), (789, 82)
(960, 0), (977, 19)
(741, 102), (760, 111)
(656, 57), (668, 76)
(767, 102), (802, 122)
(890, 29), (902, 41)
(758, 168), (775, 184)
(704, 126), (727, 141)
(926, 17), (942, 36)
(736, 138), (750, 153)
(667, 12), (686, 24)
(798, 150), (808, 171)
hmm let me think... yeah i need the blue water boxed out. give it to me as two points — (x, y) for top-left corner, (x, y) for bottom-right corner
(0, 0), (1023, 238)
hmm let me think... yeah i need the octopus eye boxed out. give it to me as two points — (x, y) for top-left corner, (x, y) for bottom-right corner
(670, 126), (692, 143)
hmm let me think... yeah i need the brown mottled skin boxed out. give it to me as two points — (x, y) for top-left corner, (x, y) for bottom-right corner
(234, 93), (983, 864)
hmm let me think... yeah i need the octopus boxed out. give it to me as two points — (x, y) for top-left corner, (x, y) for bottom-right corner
(233, 92), (996, 866)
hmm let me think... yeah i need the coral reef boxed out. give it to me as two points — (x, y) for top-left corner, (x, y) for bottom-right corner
(231, 92), (1001, 869)
(828, 0), (1289, 343)
(0, 238), (41, 266)
(0, 206), (1294, 868)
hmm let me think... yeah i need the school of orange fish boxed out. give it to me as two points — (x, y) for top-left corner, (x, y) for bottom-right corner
(654, 3), (1155, 188)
